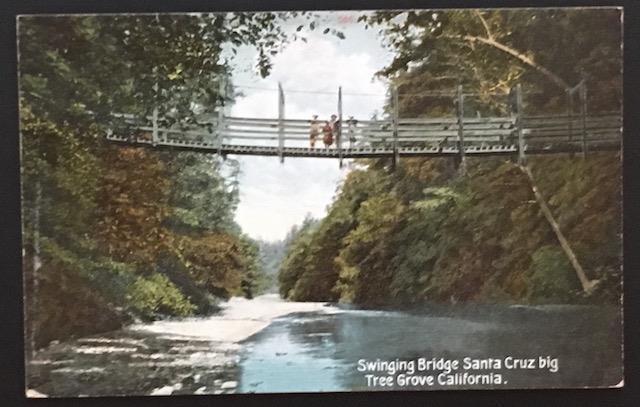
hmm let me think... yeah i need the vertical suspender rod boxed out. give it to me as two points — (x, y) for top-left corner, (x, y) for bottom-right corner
(338, 86), (343, 168)
(278, 82), (285, 163)
(567, 89), (574, 142)
(456, 85), (466, 172)
(217, 77), (225, 156)
(515, 83), (526, 165)
(392, 85), (400, 169)
(152, 106), (158, 146)
(580, 81), (588, 157)
(152, 80), (159, 146)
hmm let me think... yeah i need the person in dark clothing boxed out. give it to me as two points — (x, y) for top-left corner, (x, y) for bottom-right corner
(322, 120), (334, 147)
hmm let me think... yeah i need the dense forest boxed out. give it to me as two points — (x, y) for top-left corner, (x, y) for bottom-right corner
(279, 9), (622, 307)
(20, 10), (622, 351)
(18, 13), (322, 349)
(257, 237), (294, 293)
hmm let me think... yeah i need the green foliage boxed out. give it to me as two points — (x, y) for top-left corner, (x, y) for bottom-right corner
(278, 217), (319, 299)
(127, 273), (196, 320)
(528, 246), (578, 303)
(156, 254), (219, 315)
(280, 152), (621, 306)
(337, 193), (405, 306)
(19, 14), (286, 347)
(20, 106), (99, 245)
(232, 235), (269, 299)
(163, 152), (240, 234)
(18, 13), (306, 125)
(386, 185), (459, 305)
(257, 238), (289, 293)
(363, 9), (621, 115)
(279, 170), (392, 302)
(24, 237), (128, 349)
(38, 237), (137, 306)
(273, 9), (621, 308)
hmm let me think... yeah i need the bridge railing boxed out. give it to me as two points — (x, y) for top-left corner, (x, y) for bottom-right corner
(522, 112), (621, 151)
(105, 111), (620, 156)
(216, 116), (518, 144)
(104, 79), (620, 164)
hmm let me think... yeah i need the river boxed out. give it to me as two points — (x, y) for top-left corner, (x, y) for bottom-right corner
(25, 295), (622, 397)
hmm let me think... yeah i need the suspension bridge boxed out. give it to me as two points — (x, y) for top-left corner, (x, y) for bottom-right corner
(106, 83), (621, 168)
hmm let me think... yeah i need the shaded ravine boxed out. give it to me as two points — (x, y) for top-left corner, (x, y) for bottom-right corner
(26, 296), (622, 396)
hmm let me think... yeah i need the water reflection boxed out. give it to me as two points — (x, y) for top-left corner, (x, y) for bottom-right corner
(238, 305), (622, 392)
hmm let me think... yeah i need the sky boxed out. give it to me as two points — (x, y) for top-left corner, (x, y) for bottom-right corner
(225, 12), (394, 242)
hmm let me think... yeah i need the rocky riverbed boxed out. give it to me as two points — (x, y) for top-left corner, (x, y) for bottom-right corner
(26, 294), (329, 397)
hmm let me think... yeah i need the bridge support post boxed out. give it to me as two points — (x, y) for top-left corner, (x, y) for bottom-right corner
(152, 106), (159, 146)
(278, 82), (285, 163)
(338, 86), (343, 168)
(456, 85), (466, 173)
(515, 84), (526, 165)
(217, 77), (225, 157)
(567, 86), (575, 143)
(152, 78), (159, 146)
(392, 85), (400, 170)
(580, 80), (588, 158)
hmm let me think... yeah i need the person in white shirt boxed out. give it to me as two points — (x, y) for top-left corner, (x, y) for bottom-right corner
(309, 115), (320, 148)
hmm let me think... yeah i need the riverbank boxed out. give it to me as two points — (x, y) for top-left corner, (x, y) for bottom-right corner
(26, 294), (331, 397)
(131, 294), (329, 343)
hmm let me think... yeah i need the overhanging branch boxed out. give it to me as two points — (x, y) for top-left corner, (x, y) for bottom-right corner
(442, 33), (572, 91)
(474, 10), (494, 40)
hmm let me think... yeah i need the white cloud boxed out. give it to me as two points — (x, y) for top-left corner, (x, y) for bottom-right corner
(232, 34), (388, 121)
(234, 156), (346, 241)
(229, 25), (392, 241)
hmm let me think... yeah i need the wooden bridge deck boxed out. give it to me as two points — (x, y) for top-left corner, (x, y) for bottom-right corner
(105, 111), (621, 161)
(106, 134), (619, 158)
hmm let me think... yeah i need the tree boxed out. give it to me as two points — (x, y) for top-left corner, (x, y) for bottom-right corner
(278, 217), (319, 299)
(363, 9), (621, 114)
(163, 152), (240, 234)
(336, 193), (405, 306)
(96, 146), (172, 267)
(19, 13), (302, 346)
(279, 169), (391, 302)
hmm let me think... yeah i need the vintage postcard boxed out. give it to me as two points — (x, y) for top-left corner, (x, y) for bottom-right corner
(19, 8), (622, 397)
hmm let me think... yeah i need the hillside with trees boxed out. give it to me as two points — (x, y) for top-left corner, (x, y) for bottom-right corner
(279, 9), (622, 307)
(18, 13), (316, 349)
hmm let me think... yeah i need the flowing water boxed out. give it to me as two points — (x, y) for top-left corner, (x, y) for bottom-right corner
(238, 305), (622, 392)
(26, 296), (622, 397)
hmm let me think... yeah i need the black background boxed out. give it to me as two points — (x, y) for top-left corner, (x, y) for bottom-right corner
(1, 1), (638, 406)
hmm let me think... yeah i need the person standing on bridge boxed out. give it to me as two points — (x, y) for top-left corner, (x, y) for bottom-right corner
(309, 115), (320, 149)
(330, 114), (340, 147)
(347, 116), (358, 148)
(322, 120), (334, 147)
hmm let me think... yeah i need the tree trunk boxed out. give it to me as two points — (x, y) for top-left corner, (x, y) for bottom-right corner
(517, 164), (598, 293)
(27, 180), (42, 357)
